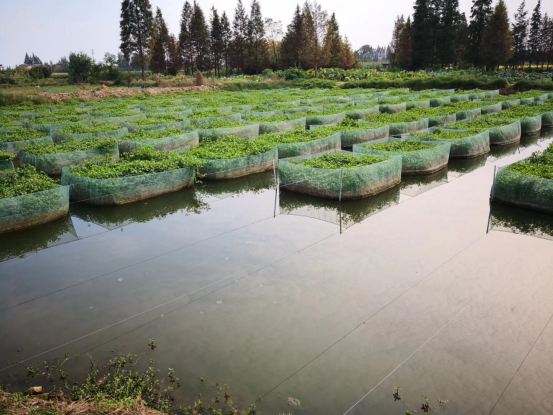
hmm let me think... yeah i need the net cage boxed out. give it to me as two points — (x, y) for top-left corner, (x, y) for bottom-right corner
(51, 126), (128, 142)
(20, 144), (120, 176)
(501, 99), (521, 110)
(542, 110), (553, 128)
(492, 164), (553, 214)
(379, 102), (407, 114)
(124, 117), (192, 132)
(0, 136), (53, 156)
(305, 112), (346, 126)
(258, 117), (307, 135)
(0, 186), (70, 234)
(406, 99), (431, 110)
(268, 131), (342, 159)
(309, 123), (390, 148)
(345, 105), (380, 120)
(489, 120), (522, 145)
(520, 114), (543, 134)
(455, 108), (482, 120)
(429, 96), (452, 107)
(0, 160), (14, 171)
(61, 166), (195, 206)
(353, 140), (451, 176)
(278, 149), (402, 200)
(389, 118), (430, 136)
(427, 113), (457, 128)
(189, 113), (241, 125)
(197, 122), (260, 142)
(118, 130), (199, 153)
(479, 102), (503, 115)
(243, 110), (284, 120)
(450, 94), (470, 102)
(197, 147), (278, 180)
(415, 129), (490, 159)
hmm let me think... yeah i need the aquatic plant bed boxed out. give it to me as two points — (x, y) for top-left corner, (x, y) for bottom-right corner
(491, 105), (545, 134)
(407, 107), (458, 127)
(448, 117), (521, 145)
(52, 123), (128, 142)
(117, 128), (199, 153)
(193, 119), (260, 141)
(353, 138), (450, 175)
(245, 114), (307, 134)
(0, 151), (15, 171)
(0, 165), (69, 233)
(61, 146), (199, 205)
(311, 118), (390, 147)
(0, 128), (52, 155)
(256, 128), (341, 159)
(187, 135), (277, 180)
(124, 114), (191, 131)
(412, 128), (490, 159)
(20, 137), (120, 175)
(279, 150), (402, 200)
(492, 144), (553, 214)
(364, 112), (429, 136)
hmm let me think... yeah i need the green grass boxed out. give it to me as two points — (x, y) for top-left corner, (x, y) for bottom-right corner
(0, 128), (47, 143)
(364, 139), (437, 151)
(188, 135), (274, 159)
(295, 152), (387, 169)
(21, 137), (118, 155)
(0, 165), (58, 199)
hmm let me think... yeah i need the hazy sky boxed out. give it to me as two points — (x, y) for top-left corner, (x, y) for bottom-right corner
(1, 0), (551, 67)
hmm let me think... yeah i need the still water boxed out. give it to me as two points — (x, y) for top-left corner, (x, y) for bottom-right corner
(1, 130), (553, 414)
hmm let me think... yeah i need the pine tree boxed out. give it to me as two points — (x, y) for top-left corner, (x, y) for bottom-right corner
(397, 16), (413, 69)
(411, 0), (433, 69)
(167, 35), (182, 75)
(265, 18), (283, 68)
(189, 1), (210, 72)
(179, 1), (193, 75)
(24, 53), (31, 65)
(454, 12), (469, 65)
(279, 5), (304, 68)
(232, 0), (249, 72)
(438, 0), (462, 67)
(120, 0), (154, 80)
(528, 0), (542, 67)
(221, 12), (232, 74)
(480, 0), (513, 70)
(247, 0), (270, 73)
(210, 7), (224, 76)
(390, 15), (405, 66)
(511, 1), (529, 68)
(467, 0), (493, 67)
(323, 13), (343, 68)
(150, 7), (170, 74)
(300, 1), (328, 73)
(542, 14), (553, 69)
(340, 36), (357, 69)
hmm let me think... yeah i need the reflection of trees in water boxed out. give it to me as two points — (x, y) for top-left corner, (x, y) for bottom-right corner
(400, 168), (448, 193)
(196, 170), (276, 198)
(540, 127), (553, 140)
(490, 203), (553, 240)
(70, 189), (210, 230)
(279, 185), (401, 228)
(519, 132), (540, 148)
(488, 142), (519, 160)
(447, 154), (489, 174)
(0, 216), (77, 262)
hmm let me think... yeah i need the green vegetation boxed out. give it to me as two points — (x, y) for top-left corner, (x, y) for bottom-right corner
(21, 137), (118, 155)
(189, 109), (232, 119)
(245, 114), (302, 122)
(28, 115), (87, 125)
(69, 146), (200, 179)
(119, 128), (187, 140)
(57, 123), (122, 134)
(188, 136), (274, 159)
(193, 119), (243, 129)
(0, 128), (46, 143)
(0, 151), (15, 161)
(256, 127), (332, 144)
(131, 114), (186, 125)
(0, 165), (58, 199)
(364, 112), (422, 126)
(506, 145), (553, 180)
(491, 105), (549, 118)
(412, 128), (481, 139)
(449, 117), (513, 130)
(295, 152), (387, 169)
(407, 106), (459, 117)
(364, 139), (437, 151)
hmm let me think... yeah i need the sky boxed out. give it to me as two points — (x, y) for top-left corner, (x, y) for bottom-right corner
(1, 0), (552, 68)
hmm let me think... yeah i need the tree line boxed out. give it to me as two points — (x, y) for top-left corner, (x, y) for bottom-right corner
(390, 0), (553, 70)
(120, 0), (357, 80)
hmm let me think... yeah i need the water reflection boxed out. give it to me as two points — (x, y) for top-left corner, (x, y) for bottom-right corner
(486, 141), (520, 163)
(0, 216), (78, 262)
(489, 203), (553, 241)
(447, 154), (489, 177)
(279, 185), (401, 229)
(196, 170), (276, 199)
(69, 189), (210, 230)
(400, 168), (449, 197)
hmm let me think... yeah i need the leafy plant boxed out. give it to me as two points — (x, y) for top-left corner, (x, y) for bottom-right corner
(119, 128), (187, 140)
(294, 152), (387, 169)
(0, 150), (15, 161)
(21, 137), (118, 155)
(412, 128), (481, 139)
(131, 114), (186, 125)
(57, 123), (121, 134)
(193, 119), (243, 129)
(256, 127), (332, 144)
(188, 135), (274, 159)
(0, 165), (58, 199)
(365, 139), (437, 151)
(0, 128), (46, 143)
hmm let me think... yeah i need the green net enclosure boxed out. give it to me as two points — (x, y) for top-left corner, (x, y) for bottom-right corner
(406, 99), (431, 110)
(244, 110), (284, 119)
(284, 105), (324, 115)
(61, 167), (195, 206)
(353, 140), (450, 175)
(520, 114), (543, 134)
(345, 105), (379, 120)
(189, 113), (241, 125)
(0, 186), (69, 234)
(118, 130), (199, 153)
(479, 102), (503, 114)
(492, 166), (553, 214)
(0, 160), (14, 171)
(520, 97), (537, 105)
(429, 96), (452, 107)
(259, 117), (307, 134)
(502, 98), (521, 109)
(380, 102), (407, 114)
(455, 108), (482, 120)
(389, 118), (429, 136)
(450, 94), (470, 102)
(270, 132), (342, 159)
(52, 126), (128, 142)
(198, 147), (277, 180)
(20, 145), (120, 176)
(467, 90), (487, 100)
(485, 89), (501, 98)
(428, 113), (457, 127)
(103, 114), (146, 125)
(124, 117), (191, 132)
(543, 110), (553, 128)
(488, 120), (522, 145)
(305, 112), (346, 126)
(278, 150), (402, 200)
(197, 123), (260, 141)
(0, 136), (53, 156)
(339, 125), (390, 147)
(417, 130), (490, 159)
(25, 120), (90, 134)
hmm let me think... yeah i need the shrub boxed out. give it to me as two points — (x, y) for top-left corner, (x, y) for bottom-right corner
(282, 68), (309, 80)
(294, 78), (337, 89)
(68, 52), (93, 83)
(29, 65), (52, 80)
(261, 69), (274, 77)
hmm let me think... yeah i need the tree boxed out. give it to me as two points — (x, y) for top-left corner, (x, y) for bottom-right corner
(247, 0), (270, 73)
(542, 15), (553, 69)
(167, 35), (182, 75)
(68, 52), (93, 83)
(24, 53), (31, 65)
(150, 7), (170, 74)
(221, 12), (232, 74)
(279, 5), (304, 68)
(232, 0), (249, 72)
(454, 12), (469, 65)
(323, 13), (343, 68)
(512, 1), (529, 68)
(390, 15), (405, 65)
(189, 1), (210, 71)
(265, 18), (283, 68)
(210, 7), (224, 76)
(397, 16), (413, 68)
(179, 1), (193, 74)
(528, 0), (541, 67)
(438, 0), (462, 67)
(120, 0), (154, 80)
(300, 1), (328, 73)
(467, 0), (493, 67)
(411, 0), (433, 69)
(480, 0), (513, 69)
(31, 54), (42, 65)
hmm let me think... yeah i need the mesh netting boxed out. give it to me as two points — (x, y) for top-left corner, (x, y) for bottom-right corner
(480, 102), (503, 114)
(244, 110), (283, 119)
(450, 94), (470, 102)
(339, 125), (390, 147)
(61, 167), (195, 206)
(543, 110), (553, 128)
(306, 112), (346, 126)
(103, 114), (146, 125)
(492, 166), (553, 214)
(485, 90), (500, 98)
(272, 132), (341, 159)
(20, 145), (120, 176)
(278, 150), (402, 200)
(52, 127), (128, 143)
(0, 160), (14, 171)
(189, 113), (241, 125)
(198, 147), (277, 180)
(25, 121), (90, 134)
(520, 114), (542, 134)
(259, 117), (306, 134)
(406, 99), (431, 110)
(0, 186), (69, 234)
(429, 96), (452, 107)
(467, 90), (486, 100)
(284, 105), (324, 115)
(353, 140), (451, 175)
(345, 105), (379, 120)
(455, 108), (481, 120)
(520, 97), (536, 105)
(488, 120), (522, 145)
(380, 102), (407, 114)
(389, 118), (429, 136)
(502, 99), (521, 109)
(419, 130), (490, 159)
(118, 131), (199, 153)
(428, 113), (457, 127)
(197, 123), (260, 141)
(124, 118), (191, 132)
(0, 136), (53, 156)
